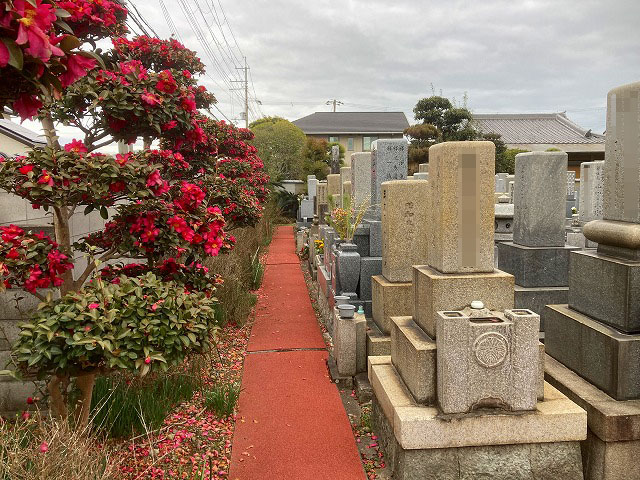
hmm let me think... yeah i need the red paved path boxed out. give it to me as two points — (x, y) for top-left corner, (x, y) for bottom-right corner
(229, 226), (365, 480)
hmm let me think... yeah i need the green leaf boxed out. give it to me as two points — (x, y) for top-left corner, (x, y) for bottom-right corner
(59, 35), (80, 53)
(54, 19), (74, 35)
(56, 8), (72, 18)
(1, 38), (23, 70)
(100, 206), (108, 219)
(84, 205), (94, 215)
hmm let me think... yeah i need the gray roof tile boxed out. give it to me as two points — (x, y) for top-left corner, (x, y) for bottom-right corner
(0, 119), (47, 147)
(292, 112), (409, 134)
(473, 113), (604, 145)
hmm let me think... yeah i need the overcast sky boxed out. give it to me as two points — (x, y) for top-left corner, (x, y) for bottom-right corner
(23, 0), (640, 146)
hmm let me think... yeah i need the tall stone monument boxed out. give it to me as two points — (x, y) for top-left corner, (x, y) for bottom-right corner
(497, 152), (579, 331)
(350, 152), (372, 209)
(370, 180), (430, 356)
(545, 81), (640, 480)
(567, 160), (605, 248)
(330, 144), (340, 174)
(369, 141), (586, 479)
(364, 139), (408, 258)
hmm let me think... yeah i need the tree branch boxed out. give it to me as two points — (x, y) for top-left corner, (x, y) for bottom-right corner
(87, 137), (114, 152)
(73, 248), (119, 290)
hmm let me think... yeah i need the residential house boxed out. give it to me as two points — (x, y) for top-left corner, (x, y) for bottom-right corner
(473, 113), (605, 177)
(292, 112), (409, 166)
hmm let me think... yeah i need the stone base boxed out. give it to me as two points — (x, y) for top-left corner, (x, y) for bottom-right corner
(544, 305), (640, 400)
(371, 275), (413, 335)
(568, 250), (640, 333)
(370, 359), (586, 479)
(372, 399), (584, 480)
(370, 360), (586, 449)
(514, 284), (569, 331)
(413, 265), (514, 338)
(366, 318), (391, 356)
(318, 265), (330, 298)
(497, 242), (578, 287)
(359, 257), (382, 301)
(545, 354), (640, 480)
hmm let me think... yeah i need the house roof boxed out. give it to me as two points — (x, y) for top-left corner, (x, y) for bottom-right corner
(292, 112), (410, 135)
(0, 119), (47, 148)
(473, 113), (604, 145)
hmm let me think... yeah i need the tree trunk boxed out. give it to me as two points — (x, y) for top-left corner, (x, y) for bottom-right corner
(53, 205), (74, 296)
(41, 112), (61, 149)
(48, 375), (68, 419)
(74, 373), (96, 431)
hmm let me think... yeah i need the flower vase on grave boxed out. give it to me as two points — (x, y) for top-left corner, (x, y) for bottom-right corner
(337, 243), (360, 294)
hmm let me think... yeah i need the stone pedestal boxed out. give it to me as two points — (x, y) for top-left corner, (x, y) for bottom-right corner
(372, 275), (413, 335)
(544, 304), (640, 401)
(366, 318), (391, 356)
(545, 354), (640, 480)
(413, 265), (514, 338)
(514, 285), (568, 331)
(498, 242), (578, 287)
(568, 250), (640, 333)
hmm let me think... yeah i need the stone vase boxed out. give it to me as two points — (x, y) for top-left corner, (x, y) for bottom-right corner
(337, 243), (361, 294)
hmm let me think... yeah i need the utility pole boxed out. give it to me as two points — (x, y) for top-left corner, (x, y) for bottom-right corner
(326, 99), (344, 112)
(232, 57), (249, 128)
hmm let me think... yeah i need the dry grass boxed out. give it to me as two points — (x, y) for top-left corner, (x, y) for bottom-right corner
(0, 414), (118, 480)
(206, 202), (277, 326)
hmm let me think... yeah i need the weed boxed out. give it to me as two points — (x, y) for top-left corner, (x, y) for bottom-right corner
(202, 382), (241, 418)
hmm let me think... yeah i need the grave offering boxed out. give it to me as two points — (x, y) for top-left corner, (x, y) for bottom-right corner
(545, 82), (640, 480)
(498, 152), (578, 332)
(370, 180), (430, 356)
(370, 141), (586, 480)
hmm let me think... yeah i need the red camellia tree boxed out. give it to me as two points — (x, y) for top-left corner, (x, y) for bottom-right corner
(0, 0), (268, 429)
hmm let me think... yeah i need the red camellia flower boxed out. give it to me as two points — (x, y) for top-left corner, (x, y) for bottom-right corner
(37, 169), (53, 186)
(13, 94), (43, 121)
(18, 164), (34, 174)
(64, 139), (88, 153)
(59, 53), (97, 87)
(14, 0), (61, 62)
(5, 248), (20, 260)
(180, 94), (196, 112)
(156, 70), (177, 94)
(144, 357), (151, 365)
(141, 90), (162, 107)
(109, 181), (126, 193)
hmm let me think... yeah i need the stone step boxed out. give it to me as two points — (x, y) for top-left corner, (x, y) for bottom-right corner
(366, 318), (390, 357)
(371, 274), (413, 335)
(390, 316), (436, 404)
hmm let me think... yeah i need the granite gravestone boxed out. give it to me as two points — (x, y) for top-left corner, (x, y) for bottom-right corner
(579, 161), (605, 224)
(366, 139), (408, 221)
(350, 152), (372, 209)
(330, 145), (340, 174)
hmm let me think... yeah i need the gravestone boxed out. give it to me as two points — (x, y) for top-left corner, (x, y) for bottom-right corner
(418, 163), (429, 173)
(498, 152), (577, 329)
(370, 140), (586, 480)
(381, 180), (430, 282)
(326, 174), (341, 198)
(544, 82), (640, 480)
(366, 139), (408, 221)
(566, 171), (577, 217)
(340, 166), (352, 206)
(307, 175), (317, 200)
(351, 152), (372, 209)
(578, 161), (605, 224)
(428, 141), (495, 273)
(330, 145), (340, 174)
(413, 172), (428, 181)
